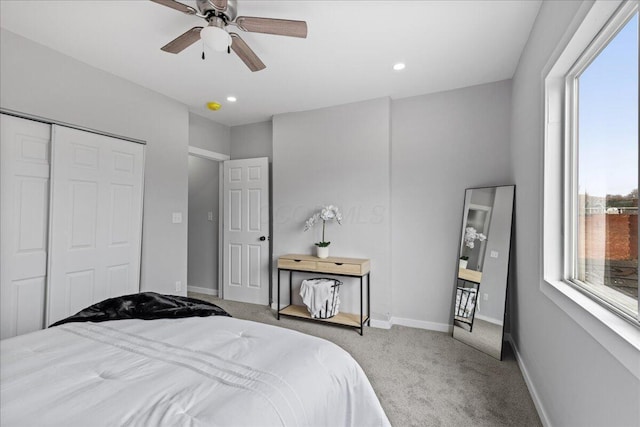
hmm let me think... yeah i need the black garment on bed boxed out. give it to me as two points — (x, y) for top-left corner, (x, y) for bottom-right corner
(50, 292), (231, 327)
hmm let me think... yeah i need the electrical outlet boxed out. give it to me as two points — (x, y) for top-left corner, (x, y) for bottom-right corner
(490, 250), (499, 258)
(175, 281), (182, 292)
(172, 212), (182, 224)
(483, 293), (489, 301)
(208, 211), (213, 221)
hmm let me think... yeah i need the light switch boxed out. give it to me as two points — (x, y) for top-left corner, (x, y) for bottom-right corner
(172, 212), (182, 224)
(490, 250), (499, 258)
(483, 293), (489, 301)
(208, 211), (213, 221)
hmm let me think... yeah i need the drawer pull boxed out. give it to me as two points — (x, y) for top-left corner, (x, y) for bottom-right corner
(335, 263), (343, 265)
(294, 259), (301, 262)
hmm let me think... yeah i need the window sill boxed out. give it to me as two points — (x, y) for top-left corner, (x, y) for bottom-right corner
(541, 278), (640, 379)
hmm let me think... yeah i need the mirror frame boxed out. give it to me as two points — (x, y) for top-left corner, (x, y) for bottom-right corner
(451, 185), (515, 360)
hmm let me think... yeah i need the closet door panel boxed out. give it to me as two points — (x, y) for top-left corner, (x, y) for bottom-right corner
(0, 114), (51, 339)
(47, 126), (144, 325)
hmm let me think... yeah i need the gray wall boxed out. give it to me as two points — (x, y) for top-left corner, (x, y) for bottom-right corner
(272, 98), (392, 320)
(230, 121), (273, 161)
(189, 112), (230, 155)
(0, 29), (189, 295)
(187, 156), (219, 292)
(391, 80), (512, 327)
(249, 82), (512, 326)
(510, 1), (639, 425)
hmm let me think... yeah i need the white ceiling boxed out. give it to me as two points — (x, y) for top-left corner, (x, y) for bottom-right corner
(0, 0), (541, 127)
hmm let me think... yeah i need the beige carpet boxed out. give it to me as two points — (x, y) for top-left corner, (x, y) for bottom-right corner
(453, 318), (504, 360)
(190, 293), (542, 427)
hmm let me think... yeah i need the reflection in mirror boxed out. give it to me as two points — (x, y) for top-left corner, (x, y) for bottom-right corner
(452, 185), (514, 360)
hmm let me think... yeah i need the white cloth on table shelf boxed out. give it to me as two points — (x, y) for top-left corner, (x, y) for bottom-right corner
(300, 278), (339, 318)
(455, 287), (478, 319)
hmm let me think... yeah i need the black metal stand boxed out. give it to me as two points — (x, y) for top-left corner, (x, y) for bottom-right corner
(454, 278), (480, 332)
(277, 268), (370, 335)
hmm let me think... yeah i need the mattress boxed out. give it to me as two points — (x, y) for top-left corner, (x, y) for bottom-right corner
(1, 316), (390, 426)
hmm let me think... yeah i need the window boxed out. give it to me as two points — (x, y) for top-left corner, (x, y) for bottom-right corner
(566, 2), (639, 324)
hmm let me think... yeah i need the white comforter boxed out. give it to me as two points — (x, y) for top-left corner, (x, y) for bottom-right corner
(1, 316), (390, 427)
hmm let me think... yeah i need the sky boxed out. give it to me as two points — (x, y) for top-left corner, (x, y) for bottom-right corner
(579, 12), (638, 198)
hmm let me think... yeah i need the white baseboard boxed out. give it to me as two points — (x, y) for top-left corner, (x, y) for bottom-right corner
(187, 286), (218, 297)
(369, 318), (392, 329)
(268, 305), (450, 334)
(475, 314), (504, 326)
(391, 316), (453, 333)
(369, 315), (452, 333)
(505, 334), (551, 427)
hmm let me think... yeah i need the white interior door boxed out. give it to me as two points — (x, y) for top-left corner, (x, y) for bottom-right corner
(222, 158), (269, 304)
(0, 114), (51, 339)
(47, 125), (144, 325)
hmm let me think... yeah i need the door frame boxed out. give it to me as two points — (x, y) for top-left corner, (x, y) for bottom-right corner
(187, 146), (229, 298)
(0, 108), (146, 146)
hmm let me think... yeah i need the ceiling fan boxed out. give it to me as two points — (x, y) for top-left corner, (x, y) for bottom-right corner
(151, 0), (308, 72)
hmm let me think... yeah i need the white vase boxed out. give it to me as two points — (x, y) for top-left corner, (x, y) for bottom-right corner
(317, 246), (329, 259)
(459, 259), (468, 269)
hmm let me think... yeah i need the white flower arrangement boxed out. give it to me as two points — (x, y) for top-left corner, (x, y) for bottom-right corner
(304, 205), (342, 247)
(464, 227), (486, 249)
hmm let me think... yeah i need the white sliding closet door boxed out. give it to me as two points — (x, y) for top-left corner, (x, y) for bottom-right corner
(47, 125), (144, 325)
(0, 114), (51, 339)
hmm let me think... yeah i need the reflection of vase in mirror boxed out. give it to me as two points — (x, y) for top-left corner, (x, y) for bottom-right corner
(459, 188), (495, 272)
(452, 185), (515, 361)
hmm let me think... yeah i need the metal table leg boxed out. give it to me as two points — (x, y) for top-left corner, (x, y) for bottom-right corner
(289, 271), (293, 306)
(367, 272), (371, 327)
(360, 275), (364, 336)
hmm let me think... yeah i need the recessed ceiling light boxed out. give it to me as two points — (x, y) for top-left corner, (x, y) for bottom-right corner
(393, 63), (406, 71)
(227, 96), (237, 102)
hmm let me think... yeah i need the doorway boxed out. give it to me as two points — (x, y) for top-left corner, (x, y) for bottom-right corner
(187, 148), (271, 305)
(187, 147), (227, 297)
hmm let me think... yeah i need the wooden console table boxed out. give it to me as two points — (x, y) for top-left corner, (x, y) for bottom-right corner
(276, 254), (371, 335)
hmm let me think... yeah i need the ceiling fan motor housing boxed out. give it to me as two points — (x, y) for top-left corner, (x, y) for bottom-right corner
(197, 0), (237, 21)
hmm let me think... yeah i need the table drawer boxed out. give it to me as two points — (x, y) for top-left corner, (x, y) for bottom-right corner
(317, 261), (362, 275)
(278, 258), (318, 271)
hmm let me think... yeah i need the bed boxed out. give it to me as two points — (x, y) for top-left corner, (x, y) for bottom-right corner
(0, 294), (390, 426)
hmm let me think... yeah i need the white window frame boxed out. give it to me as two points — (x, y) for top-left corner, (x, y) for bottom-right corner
(565, 1), (639, 323)
(542, 0), (640, 380)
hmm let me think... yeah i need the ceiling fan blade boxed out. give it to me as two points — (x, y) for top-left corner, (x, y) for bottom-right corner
(210, 0), (227, 11)
(150, 0), (197, 15)
(230, 33), (266, 72)
(235, 17), (308, 38)
(161, 27), (203, 53)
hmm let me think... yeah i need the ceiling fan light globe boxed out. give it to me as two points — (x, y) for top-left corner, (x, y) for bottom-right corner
(200, 26), (231, 52)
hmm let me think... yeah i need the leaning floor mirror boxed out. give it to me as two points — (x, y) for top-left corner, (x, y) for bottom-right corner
(452, 185), (515, 360)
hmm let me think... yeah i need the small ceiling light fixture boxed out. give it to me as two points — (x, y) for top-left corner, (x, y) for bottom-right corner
(393, 62), (406, 71)
(200, 20), (232, 52)
(206, 102), (221, 111)
(226, 96), (237, 102)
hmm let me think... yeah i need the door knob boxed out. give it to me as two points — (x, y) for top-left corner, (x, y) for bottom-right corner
(259, 236), (267, 241)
